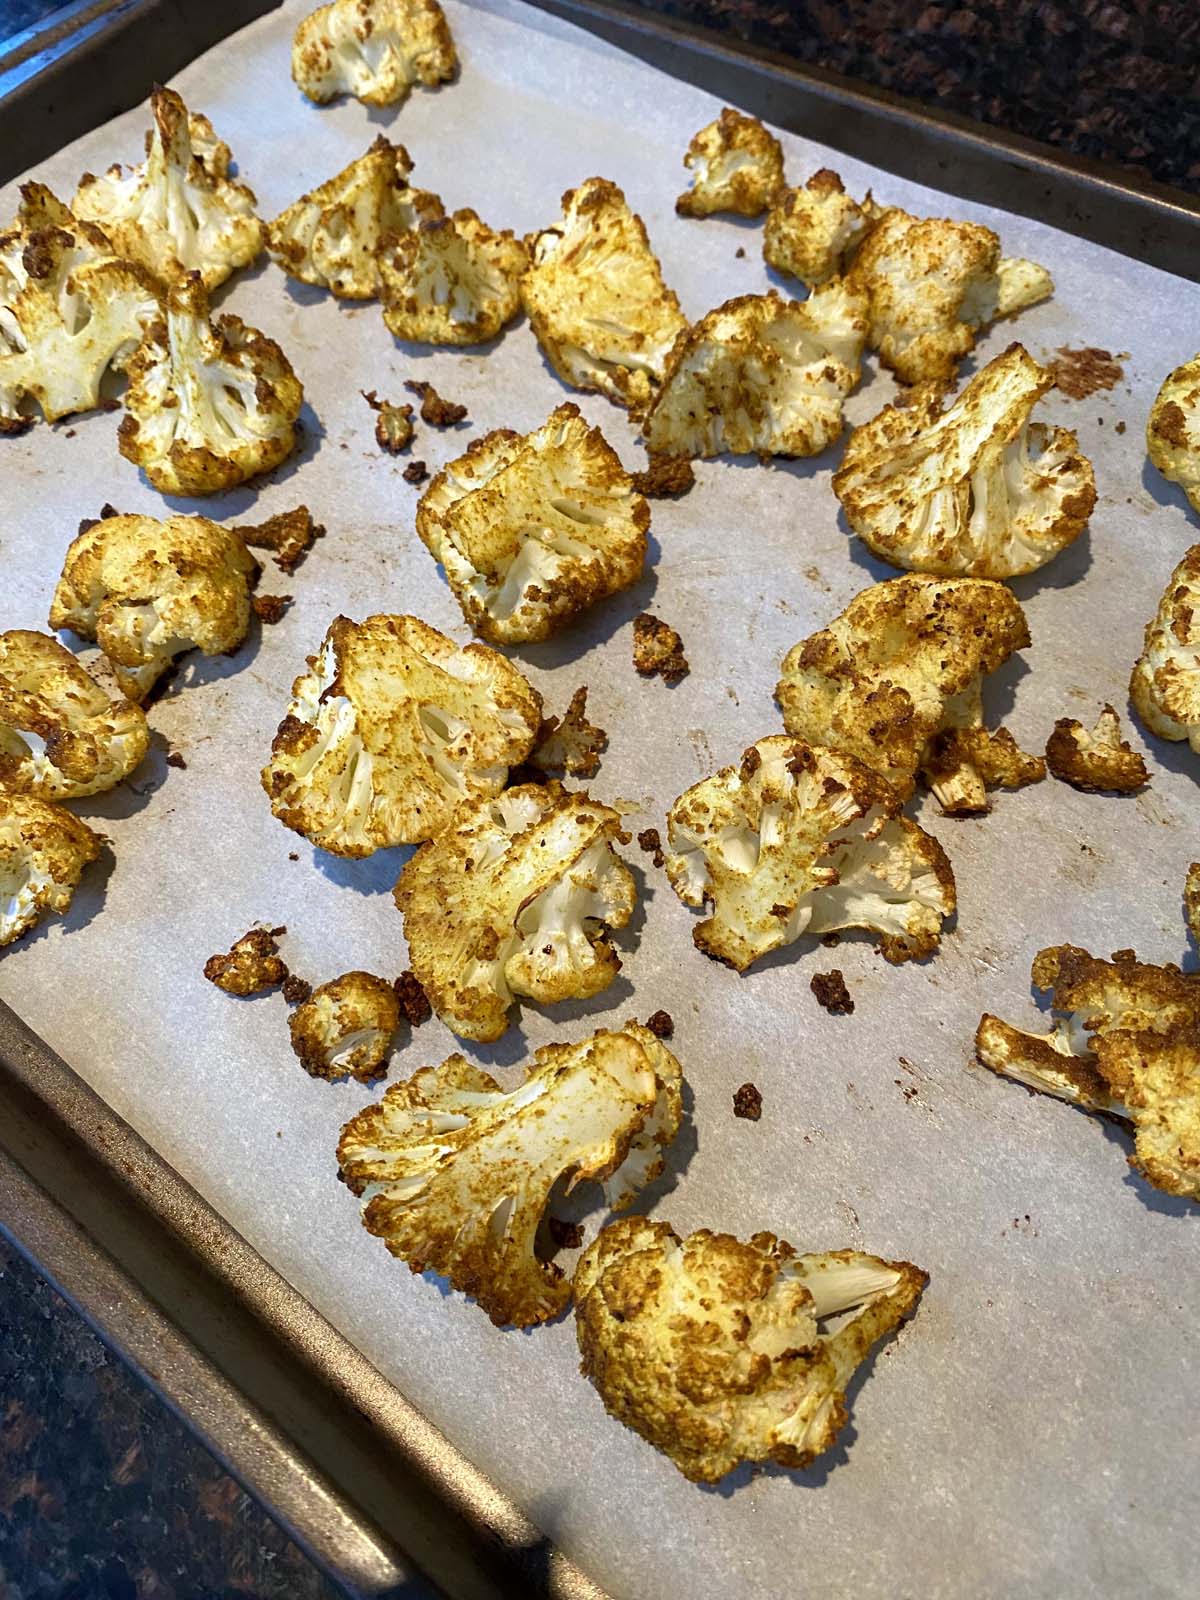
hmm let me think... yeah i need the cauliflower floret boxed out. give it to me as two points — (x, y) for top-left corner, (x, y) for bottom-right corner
(1046, 704), (1148, 793)
(49, 510), (258, 702)
(632, 611), (689, 683)
(118, 271), (303, 495)
(292, 0), (457, 107)
(0, 184), (159, 431)
(1147, 354), (1200, 514)
(73, 87), (262, 292)
(675, 108), (784, 218)
(1130, 543), (1200, 754)
(336, 1021), (683, 1326)
(641, 283), (868, 460)
(665, 735), (955, 972)
(415, 403), (649, 643)
(763, 169), (878, 288)
(289, 970), (400, 1081)
(0, 790), (102, 948)
(776, 574), (1044, 814)
(379, 208), (529, 346)
(531, 687), (606, 779)
(834, 342), (1096, 578)
(267, 137), (443, 300)
(522, 178), (687, 413)
(574, 1217), (927, 1482)
(204, 925), (287, 996)
(977, 944), (1200, 1203)
(262, 613), (542, 857)
(395, 781), (636, 1041)
(1187, 863), (1200, 953)
(0, 630), (149, 798)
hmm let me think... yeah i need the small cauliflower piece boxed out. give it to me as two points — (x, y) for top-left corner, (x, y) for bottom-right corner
(0, 630), (149, 798)
(404, 379), (466, 426)
(1130, 543), (1200, 754)
(362, 389), (414, 453)
(49, 511), (257, 702)
(262, 613), (542, 857)
(336, 1021), (683, 1326)
(1186, 864), (1200, 952)
(73, 87), (262, 292)
(1046, 705), (1148, 793)
(1146, 354), (1200, 514)
(531, 687), (606, 779)
(522, 178), (687, 413)
(834, 342), (1095, 578)
(665, 735), (955, 971)
(380, 209), (528, 346)
(776, 573), (1044, 814)
(574, 1217), (927, 1483)
(204, 926), (287, 996)
(292, 0), (457, 107)
(395, 781), (636, 1041)
(763, 169), (878, 289)
(632, 612), (688, 683)
(0, 791), (102, 948)
(977, 944), (1200, 1203)
(415, 403), (649, 644)
(289, 970), (400, 1081)
(675, 108), (784, 219)
(235, 505), (322, 574)
(641, 283), (868, 460)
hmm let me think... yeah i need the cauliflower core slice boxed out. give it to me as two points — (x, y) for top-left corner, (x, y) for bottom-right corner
(1046, 705), (1147, 793)
(763, 169), (878, 289)
(415, 403), (649, 643)
(522, 178), (687, 412)
(336, 1022), (683, 1326)
(834, 343), (1096, 578)
(380, 209), (528, 346)
(675, 108), (784, 218)
(292, 0), (457, 107)
(665, 736), (955, 972)
(0, 630), (149, 798)
(574, 1218), (927, 1483)
(776, 573), (1043, 813)
(977, 945), (1200, 1203)
(0, 791), (102, 948)
(641, 284), (868, 460)
(262, 613), (542, 857)
(395, 781), (636, 1041)
(49, 511), (257, 702)
(73, 87), (262, 292)
(1147, 354), (1200, 514)
(118, 271), (302, 496)
(1130, 543), (1200, 754)
(290, 971), (400, 1081)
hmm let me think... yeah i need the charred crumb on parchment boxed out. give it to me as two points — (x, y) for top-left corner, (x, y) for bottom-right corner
(403, 459), (429, 485)
(282, 973), (312, 1005)
(633, 612), (689, 683)
(733, 1081), (762, 1120)
(253, 593), (292, 623)
(811, 969), (854, 1014)
(404, 380), (467, 426)
(637, 827), (665, 867)
(645, 1009), (674, 1039)
(394, 969), (433, 1025)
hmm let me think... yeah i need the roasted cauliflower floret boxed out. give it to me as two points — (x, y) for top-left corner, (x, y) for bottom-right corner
(1046, 705), (1148, 793)
(380, 209), (527, 346)
(1130, 543), (1200, 754)
(336, 1022), (683, 1326)
(776, 574), (1044, 814)
(73, 87), (262, 292)
(763, 169), (878, 289)
(204, 926), (287, 996)
(415, 403), (649, 643)
(0, 791), (102, 948)
(665, 735), (955, 972)
(574, 1217), (927, 1483)
(641, 284), (868, 460)
(0, 184), (158, 431)
(675, 108), (784, 218)
(267, 137), (443, 300)
(531, 687), (606, 779)
(49, 511), (257, 702)
(289, 970), (400, 1081)
(262, 613), (542, 857)
(1146, 354), (1200, 515)
(522, 178), (687, 412)
(978, 945), (1200, 1203)
(1187, 863), (1200, 953)
(834, 343), (1096, 578)
(395, 781), (636, 1041)
(0, 631), (149, 798)
(292, 0), (457, 107)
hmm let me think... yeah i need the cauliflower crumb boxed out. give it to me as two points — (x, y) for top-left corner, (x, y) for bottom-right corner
(1186, 864), (1200, 952)
(763, 168), (878, 288)
(531, 687), (606, 779)
(630, 453), (695, 498)
(292, 0), (457, 107)
(403, 459), (428, 485)
(204, 926), (287, 996)
(811, 970), (854, 1014)
(637, 827), (664, 867)
(289, 970), (400, 1082)
(0, 790), (102, 948)
(1130, 543), (1200, 755)
(380, 211), (527, 345)
(236, 506), (322, 574)
(253, 594), (292, 625)
(633, 613), (688, 683)
(645, 1009), (673, 1040)
(404, 379), (466, 425)
(675, 108), (784, 218)
(362, 389), (414, 452)
(1046, 705), (1148, 793)
(393, 969), (431, 1026)
(282, 973), (312, 1005)
(1146, 353), (1200, 514)
(732, 1082), (761, 1120)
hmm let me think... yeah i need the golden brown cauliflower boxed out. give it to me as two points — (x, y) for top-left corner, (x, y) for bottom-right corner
(1187, 863), (1200, 953)
(262, 613), (542, 857)
(289, 970), (400, 1081)
(762, 169), (879, 289)
(203, 926), (287, 996)
(1146, 353), (1200, 515)
(574, 1217), (927, 1482)
(0, 790), (102, 948)
(632, 612), (689, 684)
(395, 781), (636, 1041)
(336, 1022), (683, 1326)
(415, 403), (649, 643)
(380, 209), (528, 345)
(531, 687), (606, 779)
(292, 0), (457, 107)
(675, 108), (785, 218)
(1130, 543), (1200, 754)
(776, 574), (1044, 814)
(1045, 705), (1148, 794)
(49, 511), (257, 702)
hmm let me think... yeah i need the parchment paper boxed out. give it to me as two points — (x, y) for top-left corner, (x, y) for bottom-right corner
(2, 3), (1198, 1595)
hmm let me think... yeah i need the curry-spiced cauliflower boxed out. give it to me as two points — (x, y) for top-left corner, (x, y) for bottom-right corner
(292, 0), (457, 107)
(1146, 354), (1200, 515)
(763, 169), (879, 289)
(522, 178), (687, 412)
(262, 613), (542, 856)
(0, 790), (102, 948)
(665, 735), (955, 971)
(1187, 863), (1200, 953)
(415, 403), (649, 643)
(675, 108), (785, 219)
(336, 1021), (683, 1326)
(776, 574), (1044, 815)
(379, 209), (528, 345)
(203, 926), (288, 996)
(289, 970), (401, 1082)
(1045, 705), (1147, 794)
(1130, 543), (1200, 755)
(531, 686), (606, 779)
(574, 1217), (927, 1482)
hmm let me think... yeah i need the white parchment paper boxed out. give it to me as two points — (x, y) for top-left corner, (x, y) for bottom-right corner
(2, 3), (1198, 1595)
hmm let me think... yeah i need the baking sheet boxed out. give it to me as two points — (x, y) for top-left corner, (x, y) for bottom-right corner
(2, 2), (1198, 1595)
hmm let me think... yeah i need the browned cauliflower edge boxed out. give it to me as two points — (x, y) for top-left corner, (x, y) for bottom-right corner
(289, 970), (401, 1081)
(1045, 705), (1148, 794)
